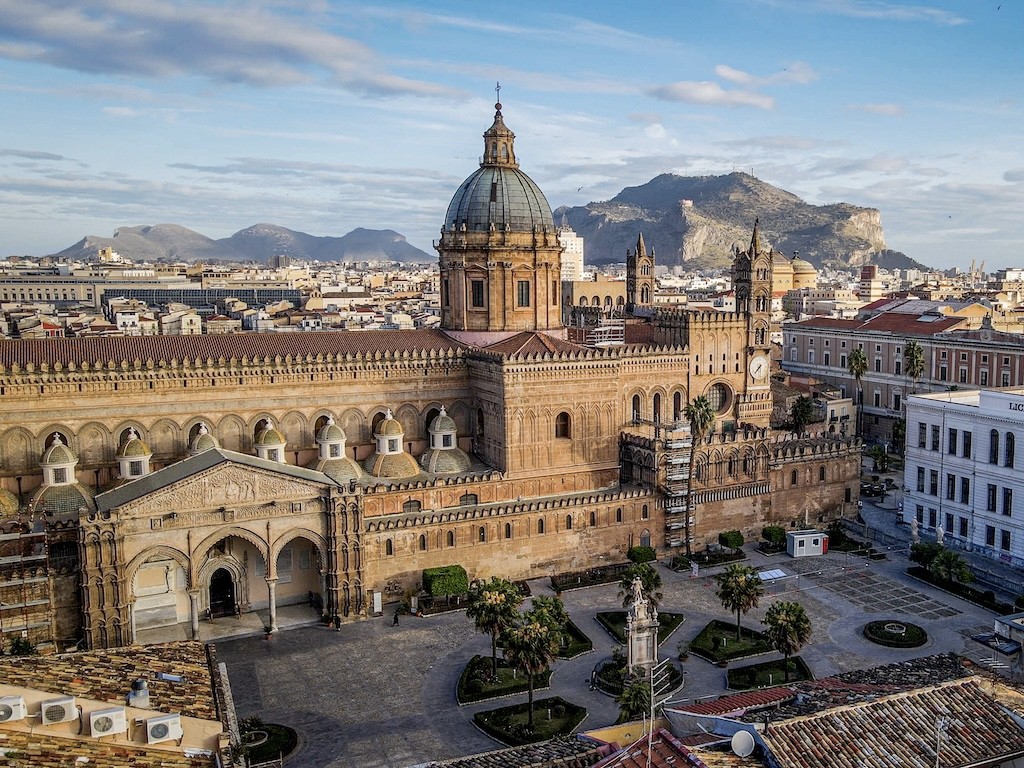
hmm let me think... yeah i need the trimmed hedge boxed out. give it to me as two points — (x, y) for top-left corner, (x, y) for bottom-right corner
(473, 696), (587, 746)
(557, 619), (593, 659)
(862, 620), (927, 648)
(627, 545), (657, 564)
(718, 530), (744, 549)
(689, 619), (773, 663)
(727, 656), (812, 689)
(907, 566), (1014, 613)
(595, 611), (685, 646)
(551, 563), (631, 593)
(456, 655), (552, 704)
(422, 565), (469, 597)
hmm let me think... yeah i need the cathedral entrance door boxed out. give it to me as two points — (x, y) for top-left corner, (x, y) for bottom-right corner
(209, 568), (236, 617)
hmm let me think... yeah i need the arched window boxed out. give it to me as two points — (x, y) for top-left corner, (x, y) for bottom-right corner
(418, 534), (427, 551)
(504, 522), (512, 539)
(990, 430), (1000, 464)
(555, 411), (571, 438)
(653, 394), (662, 423)
(403, 499), (421, 514)
(791, 469), (798, 486)
(727, 456), (736, 476)
(580, 296), (588, 306)
(446, 530), (455, 547)
(538, 518), (545, 534)
(460, 493), (478, 506)
(632, 394), (641, 422)
(819, 465), (826, 481)
(640, 529), (651, 548)
(565, 515), (573, 530)
(423, 408), (440, 438)
(385, 539), (394, 556)
(589, 511), (596, 527)
(673, 392), (683, 420)
(478, 526), (486, 543)
(1007, 432), (1016, 468)
(641, 504), (649, 520)
(476, 408), (485, 439)
(616, 508), (623, 523)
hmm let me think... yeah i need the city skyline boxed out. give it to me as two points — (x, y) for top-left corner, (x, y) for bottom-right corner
(1, 0), (1021, 270)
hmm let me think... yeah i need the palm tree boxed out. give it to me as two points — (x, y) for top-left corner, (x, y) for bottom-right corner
(530, 595), (570, 649)
(466, 577), (523, 679)
(502, 615), (559, 730)
(763, 601), (812, 682)
(904, 340), (925, 394)
(616, 676), (651, 723)
(683, 395), (716, 556)
(847, 347), (868, 437)
(790, 395), (814, 436)
(929, 549), (973, 584)
(619, 562), (663, 608)
(715, 564), (765, 640)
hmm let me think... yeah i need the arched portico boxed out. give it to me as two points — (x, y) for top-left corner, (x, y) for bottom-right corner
(194, 530), (269, 631)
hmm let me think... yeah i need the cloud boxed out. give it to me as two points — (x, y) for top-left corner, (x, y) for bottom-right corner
(0, 148), (71, 161)
(1004, 169), (1024, 183)
(649, 81), (774, 109)
(849, 102), (905, 116)
(0, 0), (458, 98)
(715, 61), (818, 87)
(754, 0), (967, 26)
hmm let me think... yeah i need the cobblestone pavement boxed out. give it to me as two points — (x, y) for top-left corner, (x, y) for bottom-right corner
(215, 542), (1003, 768)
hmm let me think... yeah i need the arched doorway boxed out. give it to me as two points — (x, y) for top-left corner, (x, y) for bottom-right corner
(209, 568), (236, 617)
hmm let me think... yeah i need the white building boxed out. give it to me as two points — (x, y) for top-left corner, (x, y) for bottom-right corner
(903, 388), (1024, 567)
(557, 226), (585, 282)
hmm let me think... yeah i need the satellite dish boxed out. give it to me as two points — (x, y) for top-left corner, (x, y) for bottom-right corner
(731, 730), (756, 757)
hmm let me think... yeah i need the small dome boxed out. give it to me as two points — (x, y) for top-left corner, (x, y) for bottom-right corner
(116, 428), (151, 458)
(420, 447), (472, 474)
(317, 416), (346, 442)
(792, 257), (816, 273)
(0, 488), (18, 518)
(41, 435), (76, 466)
(429, 407), (457, 434)
(31, 483), (95, 518)
(363, 451), (421, 480)
(254, 420), (286, 446)
(315, 457), (363, 485)
(189, 423), (220, 454)
(375, 410), (404, 437)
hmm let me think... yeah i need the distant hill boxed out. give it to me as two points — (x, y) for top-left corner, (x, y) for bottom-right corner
(556, 172), (928, 271)
(49, 224), (435, 264)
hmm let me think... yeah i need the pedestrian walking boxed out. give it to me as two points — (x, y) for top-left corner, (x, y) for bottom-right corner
(392, 610), (400, 627)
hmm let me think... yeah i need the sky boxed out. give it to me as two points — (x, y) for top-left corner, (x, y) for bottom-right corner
(1, 0), (1021, 271)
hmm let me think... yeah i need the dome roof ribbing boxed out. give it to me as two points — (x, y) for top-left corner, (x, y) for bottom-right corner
(189, 423), (220, 455)
(116, 428), (152, 458)
(317, 416), (346, 443)
(41, 435), (76, 466)
(255, 420), (286, 446)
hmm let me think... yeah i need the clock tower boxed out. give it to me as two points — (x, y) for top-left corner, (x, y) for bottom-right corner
(733, 219), (773, 427)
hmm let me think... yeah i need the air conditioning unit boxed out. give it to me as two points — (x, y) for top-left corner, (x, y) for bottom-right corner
(40, 695), (77, 725)
(90, 706), (128, 737)
(0, 696), (27, 723)
(146, 713), (183, 744)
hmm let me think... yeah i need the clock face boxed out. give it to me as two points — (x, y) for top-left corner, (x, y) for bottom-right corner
(750, 355), (769, 380)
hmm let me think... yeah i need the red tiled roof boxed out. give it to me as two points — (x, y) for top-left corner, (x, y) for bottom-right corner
(624, 323), (660, 346)
(674, 686), (795, 716)
(482, 331), (586, 357)
(790, 313), (965, 336)
(595, 729), (702, 768)
(0, 329), (469, 367)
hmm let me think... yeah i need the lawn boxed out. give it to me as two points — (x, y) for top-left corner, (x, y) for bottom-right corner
(727, 657), (812, 689)
(473, 696), (587, 746)
(240, 721), (298, 764)
(595, 611), (685, 645)
(688, 619), (773, 663)
(457, 655), (552, 704)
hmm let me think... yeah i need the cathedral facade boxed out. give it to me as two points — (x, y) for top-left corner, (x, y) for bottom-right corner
(0, 103), (860, 650)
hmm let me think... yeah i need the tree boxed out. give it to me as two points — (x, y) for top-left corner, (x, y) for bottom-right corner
(466, 577), (523, 679)
(715, 564), (765, 640)
(904, 340), (925, 394)
(683, 395), (717, 556)
(847, 347), (868, 437)
(867, 444), (889, 473)
(502, 614), (560, 730)
(530, 595), (570, 635)
(619, 562), (663, 608)
(929, 549), (973, 584)
(790, 395), (814, 436)
(616, 676), (651, 723)
(763, 601), (812, 682)
(891, 417), (906, 456)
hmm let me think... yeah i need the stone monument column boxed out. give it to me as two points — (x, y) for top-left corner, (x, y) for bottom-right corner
(625, 576), (659, 672)
(266, 578), (279, 632)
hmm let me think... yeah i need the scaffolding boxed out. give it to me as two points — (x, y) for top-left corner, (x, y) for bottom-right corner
(630, 418), (693, 549)
(0, 526), (53, 646)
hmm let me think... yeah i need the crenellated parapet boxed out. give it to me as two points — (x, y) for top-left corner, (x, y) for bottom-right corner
(770, 432), (862, 464)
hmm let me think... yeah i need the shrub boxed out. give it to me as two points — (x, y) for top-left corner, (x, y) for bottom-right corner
(422, 565), (469, 597)
(466, 678), (484, 695)
(762, 526), (786, 546)
(627, 545), (656, 564)
(553, 704), (565, 717)
(719, 530), (744, 550)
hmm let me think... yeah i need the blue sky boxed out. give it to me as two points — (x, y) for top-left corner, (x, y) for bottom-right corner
(1, 0), (1021, 270)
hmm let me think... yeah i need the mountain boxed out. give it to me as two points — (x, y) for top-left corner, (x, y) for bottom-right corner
(556, 172), (927, 271)
(49, 224), (434, 264)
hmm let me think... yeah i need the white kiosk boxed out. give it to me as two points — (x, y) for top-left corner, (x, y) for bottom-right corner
(787, 530), (828, 558)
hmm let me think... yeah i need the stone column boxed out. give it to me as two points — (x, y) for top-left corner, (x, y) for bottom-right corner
(266, 578), (279, 632)
(128, 599), (137, 646)
(188, 590), (200, 640)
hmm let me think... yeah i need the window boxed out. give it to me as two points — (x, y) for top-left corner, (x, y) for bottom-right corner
(53, 467), (67, 484)
(959, 517), (968, 537)
(963, 431), (972, 458)
(385, 539), (394, 556)
(982, 355), (989, 363)
(517, 280), (531, 307)
(419, 534), (427, 551)
(1007, 432), (1016, 468)
(918, 423), (927, 448)
(641, 504), (649, 520)
(945, 513), (954, 535)
(873, 391), (881, 408)
(988, 484), (997, 512)
(632, 394), (641, 422)
(916, 467), (925, 492)
(819, 466), (826, 481)
(1003, 372), (1011, 387)
(589, 511), (596, 527)
(959, 368), (968, 384)
(129, 460), (143, 476)
(931, 425), (939, 451)
(460, 493), (478, 506)
(555, 411), (571, 438)
(471, 280), (485, 308)
(874, 358), (881, 372)
(946, 474), (955, 501)
(388, 438), (399, 452)
(565, 515), (573, 530)
(538, 518), (545, 534)
(330, 444), (341, 458)
(1004, 487), (1013, 517)
(895, 360), (902, 376)
(478, 526), (487, 542)
(447, 530), (455, 547)
(981, 370), (989, 386)
(893, 393), (901, 411)
(948, 429), (957, 455)
(928, 508), (937, 527)
(791, 469), (798, 486)
(960, 477), (970, 505)
(929, 470), (938, 496)
(403, 500), (422, 514)
(938, 365), (947, 382)
(504, 523), (512, 539)
(916, 505), (924, 524)
(442, 434), (453, 447)
(986, 525), (996, 547)
(824, 352), (830, 366)
(990, 430), (1000, 464)
(616, 508), (623, 523)
(1002, 529), (1012, 551)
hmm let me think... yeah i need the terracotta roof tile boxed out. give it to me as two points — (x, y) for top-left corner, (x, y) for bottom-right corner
(425, 735), (605, 767)
(481, 331), (587, 357)
(0, 731), (213, 768)
(673, 687), (795, 716)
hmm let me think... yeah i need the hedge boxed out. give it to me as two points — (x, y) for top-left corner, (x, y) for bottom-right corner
(456, 655), (552, 704)
(718, 530), (744, 549)
(422, 565), (469, 597)
(907, 566), (1014, 614)
(627, 546), (657, 564)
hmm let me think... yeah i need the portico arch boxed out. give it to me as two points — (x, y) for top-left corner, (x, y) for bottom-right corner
(271, 530), (327, 616)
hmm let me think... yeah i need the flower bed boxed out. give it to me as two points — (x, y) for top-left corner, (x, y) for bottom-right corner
(862, 620), (927, 648)
(473, 696), (587, 746)
(457, 655), (552, 704)
(688, 619), (773, 663)
(557, 619), (593, 659)
(594, 659), (683, 696)
(238, 719), (297, 764)
(727, 656), (812, 689)
(551, 563), (632, 593)
(595, 611), (684, 646)
(671, 550), (746, 571)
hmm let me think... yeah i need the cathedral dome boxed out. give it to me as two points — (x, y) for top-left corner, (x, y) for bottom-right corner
(41, 436), (76, 466)
(443, 103), (553, 233)
(429, 409), (458, 434)
(189, 423), (219, 455)
(792, 257), (816, 274)
(375, 412), (404, 438)
(317, 416), (346, 443)
(255, 420), (286, 447)
(363, 452), (421, 480)
(115, 428), (151, 459)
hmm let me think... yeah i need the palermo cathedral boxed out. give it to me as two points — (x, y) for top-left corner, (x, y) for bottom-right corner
(0, 102), (860, 650)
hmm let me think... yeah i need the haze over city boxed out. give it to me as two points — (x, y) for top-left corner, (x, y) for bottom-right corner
(1, 0), (1020, 270)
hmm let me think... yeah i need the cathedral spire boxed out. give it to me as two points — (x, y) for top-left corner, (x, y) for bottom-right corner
(749, 217), (762, 255)
(482, 87), (518, 168)
(636, 232), (646, 257)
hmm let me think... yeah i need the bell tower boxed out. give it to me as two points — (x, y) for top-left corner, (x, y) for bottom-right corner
(626, 232), (655, 315)
(734, 219), (773, 427)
